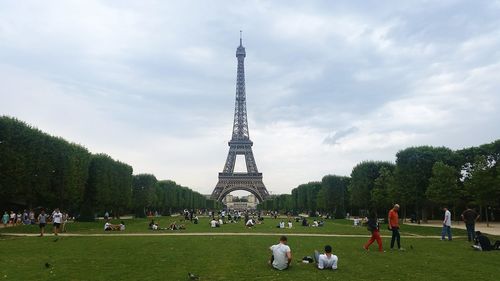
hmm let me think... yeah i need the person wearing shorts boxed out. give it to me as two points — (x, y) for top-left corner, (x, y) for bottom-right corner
(38, 210), (48, 237)
(52, 208), (63, 236)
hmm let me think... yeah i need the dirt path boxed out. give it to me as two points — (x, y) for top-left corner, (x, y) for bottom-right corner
(1, 232), (458, 239)
(406, 220), (500, 236)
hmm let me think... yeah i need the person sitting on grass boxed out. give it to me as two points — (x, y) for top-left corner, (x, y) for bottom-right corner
(312, 220), (319, 227)
(314, 245), (338, 270)
(302, 217), (309, 227)
(149, 219), (158, 230)
(246, 218), (255, 228)
(193, 215), (199, 224)
(269, 235), (292, 270)
(168, 222), (178, 230)
(104, 222), (122, 231)
(210, 218), (218, 228)
(473, 231), (500, 251)
(288, 220), (292, 228)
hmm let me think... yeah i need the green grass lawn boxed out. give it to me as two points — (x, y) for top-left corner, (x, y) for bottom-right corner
(1, 218), (499, 280)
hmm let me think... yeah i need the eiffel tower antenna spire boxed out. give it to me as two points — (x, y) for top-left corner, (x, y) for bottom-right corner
(211, 34), (269, 204)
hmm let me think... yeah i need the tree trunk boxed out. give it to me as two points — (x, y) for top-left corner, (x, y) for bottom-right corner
(453, 206), (458, 225)
(486, 206), (490, 227)
(422, 207), (428, 224)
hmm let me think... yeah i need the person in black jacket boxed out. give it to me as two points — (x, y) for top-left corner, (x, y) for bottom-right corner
(364, 212), (383, 252)
(473, 231), (500, 251)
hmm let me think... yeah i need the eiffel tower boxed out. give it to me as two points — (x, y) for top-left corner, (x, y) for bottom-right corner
(211, 33), (269, 203)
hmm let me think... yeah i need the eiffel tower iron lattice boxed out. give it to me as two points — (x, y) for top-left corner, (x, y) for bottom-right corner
(211, 34), (269, 203)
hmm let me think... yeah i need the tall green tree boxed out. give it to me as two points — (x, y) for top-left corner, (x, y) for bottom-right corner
(426, 161), (460, 219)
(371, 166), (396, 216)
(349, 161), (395, 213)
(394, 146), (457, 222)
(464, 155), (499, 226)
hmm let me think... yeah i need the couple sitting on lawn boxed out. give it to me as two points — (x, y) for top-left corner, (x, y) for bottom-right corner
(269, 236), (338, 271)
(104, 221), (125, 231)
(148, 219), (186, 231)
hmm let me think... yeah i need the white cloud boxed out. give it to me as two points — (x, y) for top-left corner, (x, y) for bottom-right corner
(2, 1), (500, 195)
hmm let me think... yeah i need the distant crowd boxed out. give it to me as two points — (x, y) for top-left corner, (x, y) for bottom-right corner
(2, 208), (68, 236)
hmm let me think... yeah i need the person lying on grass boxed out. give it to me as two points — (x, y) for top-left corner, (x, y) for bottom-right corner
(269, 235), (292, 270)
(168, 222), (186, 230)
(149, 220), (168, 230)
(314, 245), (338, 270)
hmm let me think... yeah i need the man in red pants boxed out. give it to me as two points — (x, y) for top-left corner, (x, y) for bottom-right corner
(364, 213), (383, 252)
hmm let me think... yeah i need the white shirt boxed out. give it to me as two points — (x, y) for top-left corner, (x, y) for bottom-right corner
(318, 254), (338, 270)
(52, 211), (62, 223)
(218, 219), (223, 225)
(246, 219), (254, 226)
(288, 222), (292, 228)
(270, 243), (291, 270)
(279, 222), (285, 228)
(443, 210), (451, 226)
(210, 220), (217, 227)
(104, 222), (111, 230)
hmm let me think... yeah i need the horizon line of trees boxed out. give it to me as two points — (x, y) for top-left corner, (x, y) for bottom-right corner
(259, 140), (500, 225)
(0, 116), (221, 220)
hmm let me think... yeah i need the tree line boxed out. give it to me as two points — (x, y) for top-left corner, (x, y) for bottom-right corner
(260, 141), (500, 223)
(0, 116), (219, 219)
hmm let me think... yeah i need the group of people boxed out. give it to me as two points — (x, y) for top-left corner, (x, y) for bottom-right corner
(2, 209), (69, 230)
(269, 236), (338, 271)
(148, 220), (186, 231)
(363, 204), (449, 252)
(104, 221), (126, 231)
(276, 220), (293, 228)
(2, 208), (66, 237)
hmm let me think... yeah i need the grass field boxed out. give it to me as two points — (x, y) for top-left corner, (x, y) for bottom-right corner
(1, 218), (499, 281)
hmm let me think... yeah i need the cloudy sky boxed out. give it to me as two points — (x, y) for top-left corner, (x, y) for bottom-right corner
(1, 0), (500, 196)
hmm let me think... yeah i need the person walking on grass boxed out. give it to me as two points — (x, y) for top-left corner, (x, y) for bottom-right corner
(388, 204), (403, 250)
(441, 207), (452, 241)
(38, 210), (49, 236)
(364, 212), (383, 252)
(52, 208), (63, 236)
(314, 245), (338, 270)
(269, 236), (292, 270)
(461, 206), (479, 242)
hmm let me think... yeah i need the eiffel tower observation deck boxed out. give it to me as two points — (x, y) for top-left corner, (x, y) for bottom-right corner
(211, 33), (270, 203)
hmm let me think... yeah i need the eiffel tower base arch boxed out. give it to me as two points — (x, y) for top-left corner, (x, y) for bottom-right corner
(211, 173), (269, 203)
